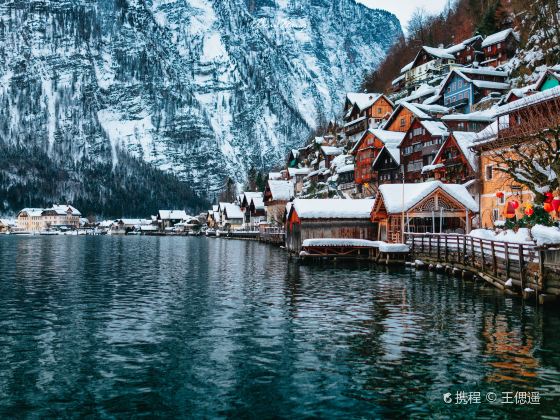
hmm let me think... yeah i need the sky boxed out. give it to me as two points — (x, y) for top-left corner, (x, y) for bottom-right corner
(356, 0), (450, 34)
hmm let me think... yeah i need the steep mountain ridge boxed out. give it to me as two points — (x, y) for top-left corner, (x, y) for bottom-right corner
(0, 0), (401, 215)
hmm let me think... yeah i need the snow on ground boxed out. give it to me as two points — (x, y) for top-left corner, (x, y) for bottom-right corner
(531, 225), (560, 246)
(469, 228), (533, 244)
(378, 243), (410, 253)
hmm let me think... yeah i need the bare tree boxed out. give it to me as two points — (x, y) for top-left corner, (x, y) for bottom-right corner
(481, 97), (560, 202)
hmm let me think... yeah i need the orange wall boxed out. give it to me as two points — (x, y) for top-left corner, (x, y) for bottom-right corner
(386, 108), (414, 132)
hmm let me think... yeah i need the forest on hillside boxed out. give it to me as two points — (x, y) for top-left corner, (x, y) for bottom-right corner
(361, 0), (560, 93)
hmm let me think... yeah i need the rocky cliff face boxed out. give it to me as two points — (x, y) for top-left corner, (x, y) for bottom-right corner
(0, 0), (401, 215)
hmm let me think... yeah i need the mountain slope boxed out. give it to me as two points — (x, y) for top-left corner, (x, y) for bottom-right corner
(0, 0), (401, 214)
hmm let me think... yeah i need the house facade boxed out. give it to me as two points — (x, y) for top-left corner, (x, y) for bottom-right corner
(481, 28), (519, 67)
(17, 205), (82, 232)
(400, 119), (449, 183)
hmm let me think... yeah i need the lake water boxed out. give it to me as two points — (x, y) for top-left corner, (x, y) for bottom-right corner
(0, 236), (559, 418)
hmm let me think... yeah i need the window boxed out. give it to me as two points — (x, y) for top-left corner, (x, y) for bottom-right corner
(452, 95), (456, 102)
(492, 208), (500, 222)
(378, 107), (382, 114)
(498, 194), (506, 205)
(400, 117), (405, 127)
(485, 165), (494, 180)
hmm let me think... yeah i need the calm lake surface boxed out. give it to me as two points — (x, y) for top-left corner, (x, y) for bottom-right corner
(0, 236), (559, 418)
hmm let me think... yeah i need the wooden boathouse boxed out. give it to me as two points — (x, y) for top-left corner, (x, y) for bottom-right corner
(286, 198), (376, 254)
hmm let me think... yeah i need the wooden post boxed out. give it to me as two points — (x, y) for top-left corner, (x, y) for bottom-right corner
(444, 235), (448, 262)
(429, 236), (432, 257)
(504, 242), (510, 280)
(462, 235), (466, 265)
(491, 241), (497, 277)
(412, 235), (415, 254)
(519, 244), (525, 291)
(437, 235), (441, 260)
(480, 239), (485, 273)
(470, 236), (475, 267)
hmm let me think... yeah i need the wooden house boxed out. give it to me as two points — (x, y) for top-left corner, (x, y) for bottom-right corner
(481, 28), (519, 67)
(535, 68), (560, 92)
(472, 86), (560, 228)
(372, 142), (402, 186)
(424, 131), (478, 184)
(438, 68), (510, 113)
(0, 219), (13, 233)
(446, 35), (483, 65)
(351, 129), (405, 196)
(157, 210), (187, 230)
(264, 180), (295, 225)
(206, 205), (220, 228)
(287, 167), (311, 194)
(240, 192), (264, 224)
(403, 46), (456, 89)
(441, 111), (494, 132)
(248, 196), (266, 226)
(219, 203), (244, 230)
(399, 119), (449, 183)
(286, 199), (376, 254)
(319, 146), (343, 169)
(343, 93), (394, 140)
(371, 181), (478, 243)
(383, 102), (449, 133)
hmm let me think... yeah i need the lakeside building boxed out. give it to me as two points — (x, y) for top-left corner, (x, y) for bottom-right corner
(371, 181), (478, 243)
(157, 210), (188, 231)
(473, 86), (560, 227)
(285, 199), (376, 254)
(16, 204), (81, 232)
(264, 180), (295, 225)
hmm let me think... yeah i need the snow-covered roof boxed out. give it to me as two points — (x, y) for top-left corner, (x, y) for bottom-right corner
(451, 131), (478, 171)
(302, 238), (381, 248)
(392, 74), (405, 85)
(267, 180), (295, 201)
(458, 67), (509, 78)
(504, 83), (537, 102)
(291, 198), (375, 219)
(268, 172), (283, 180)
(346, 93), (383, 112)
(222, 203), (244, 220)
(442, 110), (495, 122)
(158, 210), (188, 220)
(472, 80), (510, 90)
(376, 181), (478, 213)
(369, 129), (406, 145)
(372, 143), (401, 168)
(493, 85), (560, 117)
(288, 167), (311, 177)
(422, 46), (455, 60)
(396, 84), (436, 104)
(422, 94), (441, 105)
(421, 120), (449, 136)
(337, 164), (355, 174)
(481, 28), (518, 48)
(119, 218), (151, 226)
(51, 204), (82, 216)
(212, 205), (219, 212)
(384, 102), (449, 129)
(400, 61), (413, 74)
(321, 146), (344, 156)
(250, 196), (265, 210)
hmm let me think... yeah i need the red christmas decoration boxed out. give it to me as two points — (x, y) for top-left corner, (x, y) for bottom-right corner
(496, 191), (504, 199)
(544, 202), (553, 212)
(553, 198), (560, 212)
(545, 192), (554, 203)
(525, 207), (534, 216)
(511, 200), (520, 210)
(505, 201), (516, 218)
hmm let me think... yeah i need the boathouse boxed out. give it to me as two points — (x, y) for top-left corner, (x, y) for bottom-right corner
(264, 180), (295, 225)
(371, 181), (478, 243)
(285, 199), (376, 254)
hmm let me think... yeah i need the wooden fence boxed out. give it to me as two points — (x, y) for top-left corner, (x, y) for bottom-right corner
(407, 233), (543, 294)
(259, 227), (285, 245)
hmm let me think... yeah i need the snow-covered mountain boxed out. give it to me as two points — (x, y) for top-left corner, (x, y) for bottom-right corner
(0, 0), (401, 214)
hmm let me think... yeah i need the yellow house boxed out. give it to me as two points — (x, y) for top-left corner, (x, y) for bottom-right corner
(17, 205), (82, 232)
(473, 86), (560, 228)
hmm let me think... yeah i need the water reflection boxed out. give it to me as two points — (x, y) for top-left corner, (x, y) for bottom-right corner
(0, 236), (559, 418)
